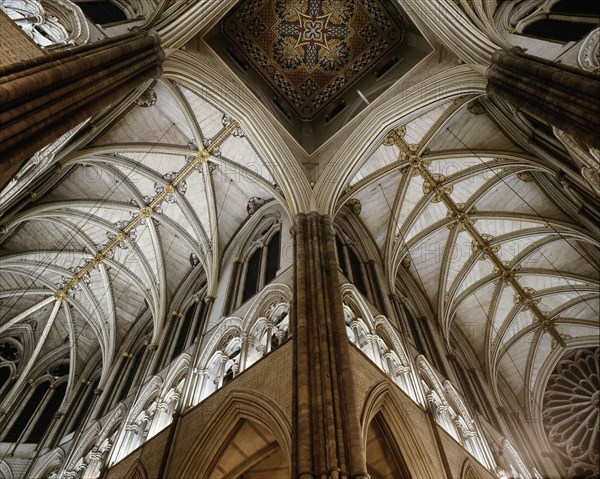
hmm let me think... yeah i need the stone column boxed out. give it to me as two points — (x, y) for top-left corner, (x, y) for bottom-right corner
(292, 212), (368, 479)
(0, 30), (164, 190)
(486, 47), (600, 149)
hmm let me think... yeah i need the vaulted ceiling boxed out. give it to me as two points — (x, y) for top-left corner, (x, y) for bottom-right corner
(0, 79), (295, 389)
(0, 0), (598, 419)
(331, 96), (599, 409)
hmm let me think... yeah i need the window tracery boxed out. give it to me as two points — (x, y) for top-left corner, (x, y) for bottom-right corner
(0, 337), (22, 403)
(417, 357), (495, 469)
(115, 346), (145, 404)
(1, 360), (69, 444)
(75, 1), (127, 25)
(342, 288), (422, 404)
(497, 0), (599, 43)
(1, 0), (85, 48)
(194, 320), (243, 404)
(225, 215), (282, 314)
(0, 460), (12, 479)
(0, 4), (592, 477)
(97, 334), (151, 418)
(246, 300), (290, 367)
(543, 347), (599, 477)
(335, 229), (368, 296)
(578, 27), (600, 72)
(63, 375), (100, 437)
(147, 377), (184, 439)
(110, 377), (162, 465)
(83, 405), (126, 477)
(62, 422), (101, 479)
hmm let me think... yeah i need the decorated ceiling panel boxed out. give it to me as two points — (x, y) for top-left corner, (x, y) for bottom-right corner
(223, 0), (404, 119)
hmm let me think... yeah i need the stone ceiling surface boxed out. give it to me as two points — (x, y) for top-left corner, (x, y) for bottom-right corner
(223, 0), (404, 119)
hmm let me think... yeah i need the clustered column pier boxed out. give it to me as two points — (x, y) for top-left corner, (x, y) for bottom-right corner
(292, 212), (369, 479)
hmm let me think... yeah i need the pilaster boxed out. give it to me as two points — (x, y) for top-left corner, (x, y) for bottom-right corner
(0, 30), (164, 189)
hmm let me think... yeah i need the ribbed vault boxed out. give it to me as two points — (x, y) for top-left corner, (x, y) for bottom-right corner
(0, 79), (299, 389)
(328, 96), (599, 409)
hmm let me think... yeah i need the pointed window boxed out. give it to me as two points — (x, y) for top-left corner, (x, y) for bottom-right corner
(227, 218), (282, 313)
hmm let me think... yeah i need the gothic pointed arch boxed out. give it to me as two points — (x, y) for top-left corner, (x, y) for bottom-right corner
(361, 381), (443, 478)
(63, 421), (102, 476)
(224, 207), (285, 315)
(0, 461), (12, 479)
(460, 458), (479, 479)
(27, 447), (65, 479)
(0, 3), (597, 479)
(176, 390), (291, 479)
(124, 461), (148, 479)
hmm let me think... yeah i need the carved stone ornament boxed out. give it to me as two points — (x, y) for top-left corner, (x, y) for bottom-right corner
(247, 197), (267, 215)
(467, 98), (485, 115)
(578, 27), (600, 73)
(517, 171), (535, 182)
(581, 166), (600, 194)
(401, 254), (411, 269)
(346, 198), (362, 215)
(543, 347), (599, 477)
(135, 87), (157, 107)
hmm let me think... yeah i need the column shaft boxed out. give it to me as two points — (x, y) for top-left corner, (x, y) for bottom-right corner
(486, 47), (600, 149)
(0, 30), (164, 190)
(292, 212), (367, 479)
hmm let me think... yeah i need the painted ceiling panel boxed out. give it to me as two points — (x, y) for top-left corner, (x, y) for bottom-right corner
(474, 174), (559, 218)
(0, 220), (85, 255)
(454, 257), (496, 298)
(223, 0), (404, 119)
(453, 282), (497, 357)
(337, 100), (600, 409)
(404, 103), (453, 146)
(445, 230), (475, 291)
(178, 86), (228, 141)
(395, 174), (425, 235)
(408, 227), (452, 311)
(152, 81), (195, 142)
(474, 218), (544, 239)
(405, 200), (448, 243)
(41, 165), (133, 204)
(93, 98), (189, 147)
(124, 151), (189, 176)
(500, 310), (535, 348)
(529, 333), (553, 394)
(496, 331), (533, 401)
(220, 135), (274, 185)
(428, 106), (522, 153)
(495, 234), (553, 264)
(182, 170), (211, 242)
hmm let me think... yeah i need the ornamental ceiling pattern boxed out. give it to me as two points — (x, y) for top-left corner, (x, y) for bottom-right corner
(223, 0), (403, 119)
(330, 97), (600, 410)
(1, 4), (598, 437)
(0, 79), (290, 388)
